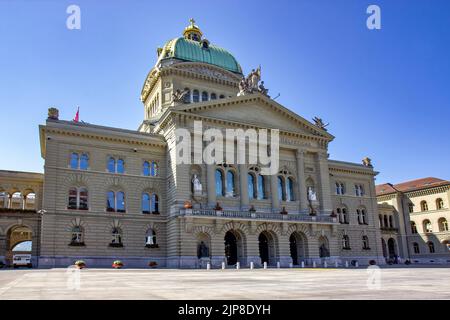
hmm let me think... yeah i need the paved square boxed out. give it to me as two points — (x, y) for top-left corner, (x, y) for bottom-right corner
(0, 266), (449, 300)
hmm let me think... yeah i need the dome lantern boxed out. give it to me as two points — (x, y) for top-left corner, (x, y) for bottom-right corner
(183, 18), (203, 42)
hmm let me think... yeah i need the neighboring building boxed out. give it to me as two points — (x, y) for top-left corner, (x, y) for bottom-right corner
(376, 178), (450, 264)
(0, 20), (384, 268)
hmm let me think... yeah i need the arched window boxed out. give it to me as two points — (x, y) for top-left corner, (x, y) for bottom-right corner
(108, 157), (116, 173)
(142, 193), (150, 214)
(427, 241), (435, 253)
(193, 90), (200, 102)
(248, 173), (256, 199)
(277, 176), (285, 201)
(420, 201), (428, 211)
(342, 235), (350, 249)
(201, 91), (208, 102)
(184, 88), (191, 103)
(210, 93), (217, 100)
(215, 169), (224, 196)
(436, 198), (444, 210)
(226, 171), (235, 197)
(151, 194), (159, 213)
(378, 214), (383, 228)
(361, 209), (367, 224)
(71, 226), (84, 245)
(145, 229), (157, 247)
(342, 208), (349, 224)
(70, 153), (79, 169)
(411, 221), (418, 234)
(423, 220), (432, 233)
(362, 236), (370, 250)
(143, 161), (150, 176)
(257, 175), (265, 200)
(107, 191), (126, 213)
(68, 187), (88, 210)
(408, 203), (414, 213)
(80, 154), (89, 170)
(336, 182), (345, 195)
(287, 177), (295, 201)
(413, 242), (420, 254)
(111, 228), (122, 246)
(117, 159), (125, 174)
(438, 218), (448, 232)
(357, 209), (362, 224)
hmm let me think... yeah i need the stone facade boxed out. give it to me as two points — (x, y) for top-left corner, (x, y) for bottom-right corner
(0, 21), (387, 268)
(376, 178), (450, 264)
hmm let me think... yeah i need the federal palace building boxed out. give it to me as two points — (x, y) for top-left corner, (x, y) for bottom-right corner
(1, 21), (449, 268)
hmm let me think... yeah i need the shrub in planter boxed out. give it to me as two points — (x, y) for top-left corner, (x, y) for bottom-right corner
(0, 261), (5, 269)
(369, 260), (377, 266)
(405, 260), (411, 265)
(214, 202), (223, 211)
(112, 260), (123, 269)
(280, 207), (288, 215)
(148, 261), (158, 268)
(74, 260), (86, 269)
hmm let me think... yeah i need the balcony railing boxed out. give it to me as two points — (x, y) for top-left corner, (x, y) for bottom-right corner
(179, 208), (337, 224)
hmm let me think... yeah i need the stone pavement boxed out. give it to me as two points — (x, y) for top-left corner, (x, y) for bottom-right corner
(0, 266), (449, 299)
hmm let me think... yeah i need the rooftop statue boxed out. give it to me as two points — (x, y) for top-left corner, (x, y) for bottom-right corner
(237, 66), (269, 97)
(362, 157), (373, 167)
(312, 117), (329, 131)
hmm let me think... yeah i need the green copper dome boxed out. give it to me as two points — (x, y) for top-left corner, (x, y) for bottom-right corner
(161, 37), (243, 74)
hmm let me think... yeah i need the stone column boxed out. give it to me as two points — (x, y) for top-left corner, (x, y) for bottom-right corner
(316, 152), (332, 214)
(206, 165), (216, 207)
(296, 149), (308, 212)
(239, 164), (249, 209)
(270, 174), (280, 211)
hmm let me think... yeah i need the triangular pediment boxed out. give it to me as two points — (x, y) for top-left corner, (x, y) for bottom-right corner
(172, 93), (333, 140)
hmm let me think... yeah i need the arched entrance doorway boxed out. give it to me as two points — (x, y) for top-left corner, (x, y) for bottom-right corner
(6, 226), (33, 267)
(258, 231), (277, 266)
(387, 238), (397, 258)
(289, 232), (307, 265)
(224, 230), (245, 265)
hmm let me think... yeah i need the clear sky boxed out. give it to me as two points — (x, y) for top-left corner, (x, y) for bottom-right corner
(1, 0), (449, 185)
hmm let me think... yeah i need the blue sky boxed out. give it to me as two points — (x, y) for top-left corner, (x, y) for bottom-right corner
(0, 0), (449, 184)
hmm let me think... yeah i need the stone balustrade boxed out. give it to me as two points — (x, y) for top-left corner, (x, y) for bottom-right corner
(179, 208), (337, 224)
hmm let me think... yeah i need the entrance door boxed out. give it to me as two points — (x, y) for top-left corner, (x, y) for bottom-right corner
(259, 233), (269, 264)
(224, 231), (238, 265)
(387, 238), (396, 258)
(289, 234), (298, 265)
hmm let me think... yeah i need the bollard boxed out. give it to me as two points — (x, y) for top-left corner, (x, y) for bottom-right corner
(263, 262), (267, 269)
(277, 261), (280, 269)
(206, 263), (211, 270)
(355, 261), (359, 268)
(345, 261), (349, 268)
(312, 261), (316, 268)
(221, 262), (226, 270)
(335, 261), (338, 268)
(324, 261), (327, 268)
(250, 261), (254, 270)
(236, 262), (240, 270)
(289, 262), (293, 268)
(301, 261), (305, 268)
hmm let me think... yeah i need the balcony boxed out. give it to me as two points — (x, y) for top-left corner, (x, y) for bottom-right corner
(179, 208), (337, 224)
(380, 226), (399, 232)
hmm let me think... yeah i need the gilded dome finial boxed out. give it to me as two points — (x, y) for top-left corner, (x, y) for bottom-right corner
(183, 18), (202, 42)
